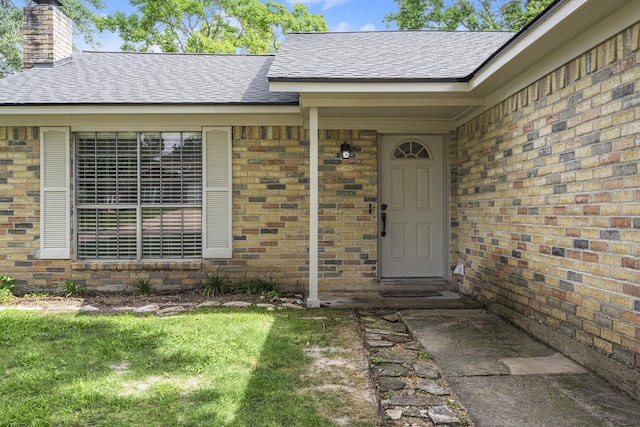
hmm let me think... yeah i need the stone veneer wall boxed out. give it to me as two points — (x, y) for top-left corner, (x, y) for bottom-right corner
(0, 126), (378, 294)
(452, 23), (640, 396)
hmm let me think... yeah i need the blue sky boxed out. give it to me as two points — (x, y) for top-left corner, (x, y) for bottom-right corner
(79, 0), (401, 51)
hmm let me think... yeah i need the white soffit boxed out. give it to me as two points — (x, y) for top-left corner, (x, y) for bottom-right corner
(299, 93), (484, 108)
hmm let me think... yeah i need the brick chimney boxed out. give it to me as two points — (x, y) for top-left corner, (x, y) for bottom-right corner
(23, 0), (73, 70)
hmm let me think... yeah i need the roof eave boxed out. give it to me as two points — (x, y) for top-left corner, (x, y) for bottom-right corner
(268, 77), (469, 84)
(0, 104), (302, 115)
(269, 80), (471, 94)
(470, 0), (635, 91)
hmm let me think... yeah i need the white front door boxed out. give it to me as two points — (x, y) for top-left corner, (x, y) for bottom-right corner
(380, 135), (446, 278)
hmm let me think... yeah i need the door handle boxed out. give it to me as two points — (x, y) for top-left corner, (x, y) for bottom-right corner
(381, 204), (387, 237)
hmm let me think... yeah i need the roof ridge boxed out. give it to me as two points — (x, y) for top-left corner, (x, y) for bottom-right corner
(286, 30), (517, 35)
(79, 51), (277, 58)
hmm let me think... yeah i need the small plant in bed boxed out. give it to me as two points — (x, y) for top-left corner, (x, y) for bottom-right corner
(0, 275), (15, 304)
(56, 280), (88, 298)
(132, 277), (154, 296)
(201, 270), (234, 296)
(239, 274), (279, 296)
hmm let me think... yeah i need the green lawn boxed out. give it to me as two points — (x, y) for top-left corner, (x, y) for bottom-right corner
(0, 308), (377, 427)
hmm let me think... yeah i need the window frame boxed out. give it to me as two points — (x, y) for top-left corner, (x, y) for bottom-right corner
(70, 128), (233, 261)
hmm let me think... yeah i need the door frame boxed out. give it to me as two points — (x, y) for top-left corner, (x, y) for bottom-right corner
(377, 132), (451, 282)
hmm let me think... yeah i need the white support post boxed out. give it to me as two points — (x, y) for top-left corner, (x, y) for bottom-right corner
(307, 107), (320, 308)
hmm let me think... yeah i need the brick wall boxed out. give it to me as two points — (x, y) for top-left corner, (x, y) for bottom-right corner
(317, 129), (378, 291)
(23, 3), (72, 70)
(453, 23), (640, 380)
(207, 126), (378, 292)
(0, 127), (43, 284)
(0, 125), (378, 294)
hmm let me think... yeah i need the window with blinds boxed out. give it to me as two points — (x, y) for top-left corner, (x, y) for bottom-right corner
(75, 132), (203, 260)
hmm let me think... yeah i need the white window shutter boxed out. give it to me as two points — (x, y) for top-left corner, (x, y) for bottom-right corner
(40, 127), (70, 259)
(202, 127), (232, 258)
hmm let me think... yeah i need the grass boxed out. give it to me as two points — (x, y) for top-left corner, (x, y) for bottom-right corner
(0, 308), (377, 426)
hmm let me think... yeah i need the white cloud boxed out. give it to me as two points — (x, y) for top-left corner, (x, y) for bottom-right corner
(286, 0), (350, 11)
(332, 21), (353, 32)
(359, 23), (376, 31)
(330, 21), (375, 33)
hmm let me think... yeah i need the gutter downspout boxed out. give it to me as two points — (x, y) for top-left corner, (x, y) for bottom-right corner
(307, 107), (320, 308)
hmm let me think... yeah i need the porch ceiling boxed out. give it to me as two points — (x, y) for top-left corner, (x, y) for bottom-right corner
(299, 92), (484, 130)
(319, 105), (472, 121)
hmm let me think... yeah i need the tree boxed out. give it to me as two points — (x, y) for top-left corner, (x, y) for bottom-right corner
(0, 0), (105, 78)
(384, 0), (555, 31)
(0, 1), (23, 77)
(96, 0), (328, 54)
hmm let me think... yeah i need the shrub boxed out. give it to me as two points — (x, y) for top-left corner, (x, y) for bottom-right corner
(201, 270), (233, 296)
(132, 277), (154, 296)
(0, 275), (15, 292)
(56, 280), (88, 297)
(238, 275), (279, 296)
(0, 275), (16, 304)
(0, 288), (13, 304)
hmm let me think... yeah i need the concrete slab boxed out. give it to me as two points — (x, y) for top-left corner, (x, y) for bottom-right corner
(401, 309), (640, 427)
(502, 353), (588, 375)
(320, 291), (481, 309)
(448, 374), (640, 427)
(402, 310), (552, 376)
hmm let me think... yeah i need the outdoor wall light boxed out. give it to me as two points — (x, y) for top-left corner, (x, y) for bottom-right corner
(340, 142), (352, 159)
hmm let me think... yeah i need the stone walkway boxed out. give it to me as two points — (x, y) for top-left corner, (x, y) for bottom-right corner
(356, 309), (473, 427)
(0, 298), (306, 315)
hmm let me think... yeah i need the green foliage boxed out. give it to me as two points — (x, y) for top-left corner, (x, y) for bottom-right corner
(0, 2), (22, 78)
(0, 288), (13, 304)
(263, 288), (280, 300)
(0, 0), (105, 78)
(56, 280), (88, 297)
(132, 276), (154, 296)
(369, 355), (385, 365)
(23, 292), (51, 299)
(0, 274), (15, 291)
(201, 270), (233, 296)
(385, 0), (555, 31)
(238, 274), (279, 296)
(459, 416), (470, 426)
(95, 0), (328, 54)
(202, 272), (280, 297)
(419, 350), (433, 360)
(0, 274), (15, 304)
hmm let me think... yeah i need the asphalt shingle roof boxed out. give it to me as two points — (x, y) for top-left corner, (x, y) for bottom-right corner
(268, 31), (515, 82)
(0, 52), (299, 105)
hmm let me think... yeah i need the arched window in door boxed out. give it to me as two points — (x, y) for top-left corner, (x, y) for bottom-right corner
(392, 140), (431, 159)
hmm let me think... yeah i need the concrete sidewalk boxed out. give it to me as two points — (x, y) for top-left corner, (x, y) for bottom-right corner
(400, 309), (640, 427)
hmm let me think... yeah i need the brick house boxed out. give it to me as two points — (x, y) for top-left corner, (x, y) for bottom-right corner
(0, 0), (639, 397)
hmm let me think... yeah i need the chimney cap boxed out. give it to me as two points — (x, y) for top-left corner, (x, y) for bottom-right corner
(33, 0), (64, 6)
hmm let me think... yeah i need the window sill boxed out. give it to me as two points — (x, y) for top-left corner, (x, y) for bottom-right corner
(71, 260), (202, 271)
